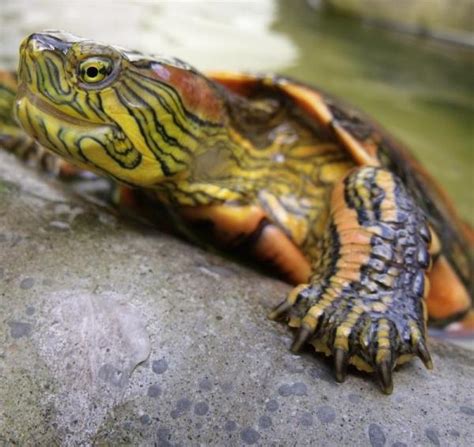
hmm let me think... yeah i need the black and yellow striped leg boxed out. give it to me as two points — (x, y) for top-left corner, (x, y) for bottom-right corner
(270, 166), (433, 394)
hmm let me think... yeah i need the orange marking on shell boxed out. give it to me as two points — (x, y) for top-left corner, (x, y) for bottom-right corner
(278, 83), (334, 126)
(290, 144), (339, 158)
(429, 227), (441, 256)
(208, 71), (260, 96)
(254, 224), (311, 284)
(332, 122), (379, 167)
(426, 255), (471, 320)
(364, 140), (380, 160)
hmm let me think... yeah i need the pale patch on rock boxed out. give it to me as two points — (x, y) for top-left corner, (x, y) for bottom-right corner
(34, 290), (150, 441)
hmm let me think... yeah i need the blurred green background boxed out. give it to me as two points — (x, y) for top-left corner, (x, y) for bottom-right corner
(0, 0), (472, 222)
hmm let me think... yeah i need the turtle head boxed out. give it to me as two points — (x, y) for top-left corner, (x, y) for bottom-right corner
(16, 31), (227, 186)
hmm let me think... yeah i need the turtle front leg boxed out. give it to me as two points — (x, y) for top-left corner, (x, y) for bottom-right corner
(270, 166), (433, 394)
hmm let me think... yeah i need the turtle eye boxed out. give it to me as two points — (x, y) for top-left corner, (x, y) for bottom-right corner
(78, 57), (114, 84)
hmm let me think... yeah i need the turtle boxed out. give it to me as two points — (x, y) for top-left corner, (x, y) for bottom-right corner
(1, 31), (472, 394)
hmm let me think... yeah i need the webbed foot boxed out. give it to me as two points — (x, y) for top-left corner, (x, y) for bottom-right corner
(270, 167), (433, 394)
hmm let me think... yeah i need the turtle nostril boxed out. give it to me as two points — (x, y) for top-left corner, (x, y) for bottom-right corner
(26, 33), (56, 53)
(23, 32), (72, 55)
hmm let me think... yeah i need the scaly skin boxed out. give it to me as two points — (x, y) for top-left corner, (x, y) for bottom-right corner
(270, 167), (433, 393)
(1, 31), (471, 394)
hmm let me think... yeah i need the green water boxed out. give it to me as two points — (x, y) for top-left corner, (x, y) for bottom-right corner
(1, 0), (472, 221)
(275, 1), (474, 223)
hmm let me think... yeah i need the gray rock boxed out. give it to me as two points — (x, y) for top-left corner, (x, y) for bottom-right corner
(7, 321), (32, 339)
(1, 151), (473, 446)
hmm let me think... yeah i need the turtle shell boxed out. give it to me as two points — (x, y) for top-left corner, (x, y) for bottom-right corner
(209, 71), (473, 317)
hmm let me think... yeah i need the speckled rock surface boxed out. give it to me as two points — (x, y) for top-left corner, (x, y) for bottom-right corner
(0, 150), (473, 446)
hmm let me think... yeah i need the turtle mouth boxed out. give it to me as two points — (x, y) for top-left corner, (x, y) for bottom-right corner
(15, 82), (112, 167)
(17, 82), (99, 128)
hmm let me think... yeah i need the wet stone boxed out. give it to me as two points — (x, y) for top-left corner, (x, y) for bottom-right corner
(152, 358), (168, 375)
(177, 398), (191, 411)
(265, 399), (279, 412)
(199, 377), (213, 391)
(224, 420), (237, 432)
(299, 411), (313, 427)
(221, 381), (234, 393)
(278, 382), (307, 397)
(348, 393), (362, 404)
(316, 405), (336, 424)
(2, 149), (474, 445)
(308, 366), (337, 385)
(139, 414), (151, 425)
(284, 359), (305, 373)
(258, 415), (272, 429)
(425, 428), (440, 446)
(292, 382), (307, 396)
(19, 277), (34, 289)
(460, 406), (474, 416)
(98, 364), (127, 388)
(368, 424), (386, 447)
(147, 384), (161, 398)
(157, 427), (172, 447)
(170, 398), (192, 419)
(240, 427), (260, 445)
(8, 321), (32, 339)
(194, 401), (209, 416)
(278, 384), (293, 397)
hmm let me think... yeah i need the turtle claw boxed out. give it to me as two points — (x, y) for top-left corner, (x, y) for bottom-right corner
(375, 357), (394, 395)
(334, 348), (349, 383)
(268, 283), (309, 321)
(268, 299), (293, 321)
(291, 325), (313, 353)
(415, 341), (433, 370)
(272, 280), (432, 394)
